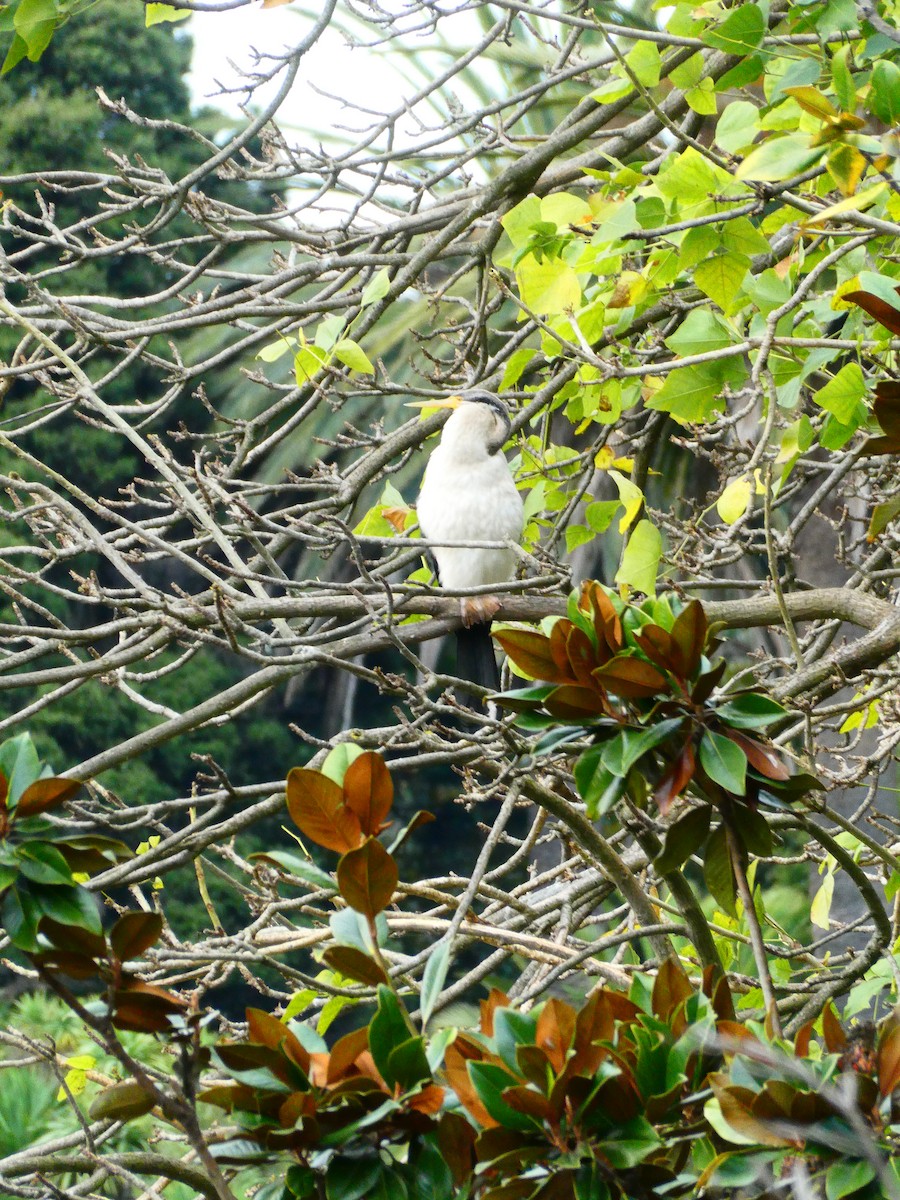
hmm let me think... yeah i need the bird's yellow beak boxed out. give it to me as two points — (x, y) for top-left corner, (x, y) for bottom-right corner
(405, 395), (462, 410)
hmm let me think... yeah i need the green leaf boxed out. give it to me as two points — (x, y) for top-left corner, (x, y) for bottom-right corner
(868, 60), (900, 125)
(626, 40), (661, 87)
(493, 1007), (537, 1073)
(585, 500), (620, 533)
(294, 344), (329, 384)
(501, 195), (543, 248)
(320, 743), (366, 787)
(716, 693), (788, 729)
(248, 849), (335, 890)
(574, 748), (627, 817)
(694, 252), (749, 314)
(703, 4), (765, 53)
(387, 1035), (432, 1091)
(16, 843), (74, 886)
(655, 806), (711, 874)
(811, 871), (834, 930)
(361, 267), (391, 307)
(830, 45), (856, 114)
(2, 886), (41, 951)
(0, 732), (41, 809)
(468, 1061), (538, 1131)
(145, 3), (191, 26)
(825, 1158), (876, 1200)
(813, 362), (866, 424)
(699, 730), (747, 795)
(615, 519), (662, 596)
(334, 339), (375, 375)
(12, 0), (56, 58)
(720, 217), (770, 258)
(703, 826), (737, 916)
(420, 938), (451, 1029)
(369, 986), (411, 1088)
(665, 310), (733, 357)
(515, 254), (581, 316)
(35, 884), (103, 935)
(601, 1115), (661, 1169)
(735, 134), (826, 182)
(500, 348), (536, 390)
(646, 361), (736, 424)
(715, 101), (760, 154)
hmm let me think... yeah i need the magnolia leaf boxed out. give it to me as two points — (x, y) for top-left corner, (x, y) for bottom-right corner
(336, 837), (398, 919)
(699, 730), (747, 795)
(286, 768), (362, 854)
(342, 752), (393, 837)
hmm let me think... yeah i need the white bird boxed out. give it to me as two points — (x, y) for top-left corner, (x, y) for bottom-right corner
(411, 390), (524, 699)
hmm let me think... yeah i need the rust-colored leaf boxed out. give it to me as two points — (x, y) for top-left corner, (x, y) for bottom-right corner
(822, 1002), (847, 1053)
(110, 912), (163, 963)
(709, 1077), (795, 1148)
(845, 289), (900, 335)
(327, 1026), (370, 1084)
(112, 981), (187, 1033)
(702, 965), (736, 1022)
(286, 767), (362, 854)
(38, 918), (107, 961)
(670, 600), (707, 679)
(436, 1110), (478, 1187)
(652, 740), (696, 816)
(15, 776), (83, 817)
(480, 988), (510, 1037)
(580, 580), (624, 655)
(336, 837), (398, 919)
(634, 624), (684, 678)
(502, 1085), (553, 1123)
(246, 1007), (306, 1069)
(878, 1023), (900, 1096)
(493, 627), (570, 683)
(592, 657), (669, 699)
(794, 1020), (814, 1058)
(408, 1083), (445, 1114)
(321, 944), (388, 987)
(721, 729), (791, 781)
(535, 998), (576, 1074)
(652, 956), (694, 1024)
(543, 684), (608, 719)
(443, 1040), (495, 1127)
(278, 1091), (316, 1128)
(864, 380), (900, 454)
(342, 752), (393, 836)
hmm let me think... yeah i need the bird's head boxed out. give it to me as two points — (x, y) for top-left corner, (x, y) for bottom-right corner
(407, 389), (512, 455)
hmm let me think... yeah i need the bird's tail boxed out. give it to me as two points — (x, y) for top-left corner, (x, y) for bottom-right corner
(455, 622), (500, 709)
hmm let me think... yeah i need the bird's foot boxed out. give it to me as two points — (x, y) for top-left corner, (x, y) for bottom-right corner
(460, 595), (502, 628)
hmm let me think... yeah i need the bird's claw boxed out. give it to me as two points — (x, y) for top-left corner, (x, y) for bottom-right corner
(460, 595), (502, 628)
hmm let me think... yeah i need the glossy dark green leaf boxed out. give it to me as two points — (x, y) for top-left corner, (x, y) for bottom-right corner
(729, 804), (774, 858)
(469, 1062), (538, 1131)
(35, 884), (102, 935)
(716, 693), (788, 729)
(699, 731), (747, 795)
(574, 747), (626, 817)
(387, 1035), (432, 1091)
(493, 1007), (538, 1075)
(654, 806), (711, 875)
(703, 826), (737, 917)
(824, 1158), (876, 1200)
(16, 842), (74, 886)
(369, 985), (411, 1088)
(2, 885), (41, 951)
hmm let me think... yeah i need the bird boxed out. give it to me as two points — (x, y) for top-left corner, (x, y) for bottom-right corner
(410, 389), (524, 702)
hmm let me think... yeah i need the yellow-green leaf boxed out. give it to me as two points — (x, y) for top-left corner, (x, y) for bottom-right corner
(717, 476), (752, 525)
(145, 3), (191, 26)
(334, 338), (375, 375)
(615, 519), (663, 596)
(609, 469), (644, 533)
(515, 254), (581, 316)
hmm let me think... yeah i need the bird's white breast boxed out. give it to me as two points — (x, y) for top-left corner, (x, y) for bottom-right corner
(417, 446), (524, 590)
